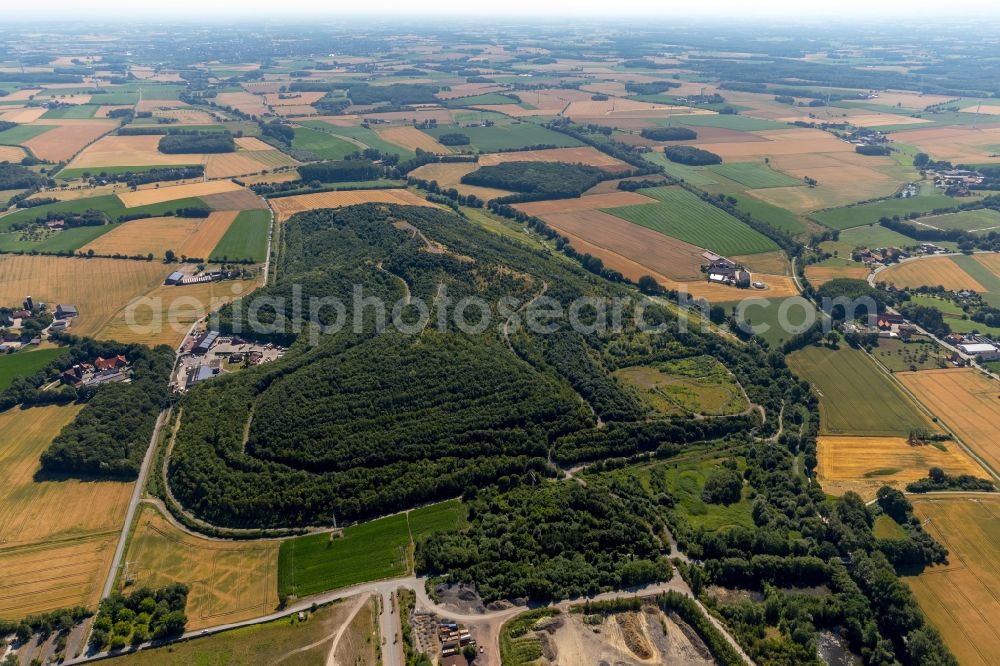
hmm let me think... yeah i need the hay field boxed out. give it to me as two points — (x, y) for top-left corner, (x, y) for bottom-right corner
(376, 126), (451, 153)
(216, 92), (269, 117)
(0, 404), (133, 617)
(98, 277), (263, 348)
(542, 209), (706, 281)
(81, 211), (237, 259)
(477, 146), (631, 171)
(845, 113), (931, 128)
(804, 264), (872, 286)
(123, 504), (279, 631)
(906, 496), (1000, 666)
(270, 188), (432, 221)
(118, 180), (243, 207)
(23, 121), (117, 162)
(408, 162), (512, 200)
(876, 256), (986, 292)
(691, 127), (849, 160)
(68, 134), (195, 168)
(786, 345), (938, 437)
(897, 369), (1000, 475)
(816, 436), (987, 500)
(0, 108), (48, 123)
(973, 252), (1000, 278)
(0, 255), (168, 336)
(513, 191), (655, 216)
(204, 153), (272, 178)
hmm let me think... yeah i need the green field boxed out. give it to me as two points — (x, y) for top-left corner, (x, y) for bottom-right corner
(297, 121), (416, 160)
(810, 193), (960, 230)
(786, 344), (936, 436)
(643, 152), (721, 187)
(39, 104), (100, 119)
(443, 93), (519, 107)
(871, 337), (952, 372)
(89, 92), (139, 105)
(602, 186), (779, 256)
(708, 162), (803, 189)
(0, 347), (67, 392)
(951, 255), (1000, 306)
(210, 209), (269, 263)
(0, 124), (53, 145)
(836, 224), (940, 250)
(423, 122), (582, 153)
(278, 500), (465, 598)
(290, 126), (358, 160)
(719, 297), (818, 348)
(655, 114), (790, 131)
(919, 209), (1000, 233)
(730, 193), (805, 233)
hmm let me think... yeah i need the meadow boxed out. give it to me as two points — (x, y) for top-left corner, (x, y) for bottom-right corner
(602, 186), (779, 256)
(210, 209), (270, 263)
(718, 297), (818, 348)
(786, 345), (937, 437)
(658, 114), (790, 131)
(707, 162), (803, 189)
(730, 193), (805, 234)
(0, 347), (67, 392)
(614, 355), (748, 417)
(919, 208), (1000, 233)
(0, 123), (53, 145)
(297, 121), (417, 160)
(906, 496), (1000, 666)
(122, 504), (280, 630)
(290, 126), (357, 160)
(871, 337), (953, 372)
(423, 121), (582, 152)
(810, 192), (960, 230)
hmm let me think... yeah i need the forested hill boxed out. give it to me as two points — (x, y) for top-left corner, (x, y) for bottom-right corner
(167, 203), (798, 529)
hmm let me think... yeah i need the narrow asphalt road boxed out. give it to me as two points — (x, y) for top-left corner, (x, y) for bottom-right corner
(98, 409), (168, 600)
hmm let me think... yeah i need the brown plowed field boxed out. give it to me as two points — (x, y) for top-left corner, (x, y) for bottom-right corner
(876, 257), (985, 292)
(201, 189), (267, 210)
(816, 435), (987, 500)
(542, 209), (706, 280)
(897, 368), (1000, 475)
(270, 188), (433, 221)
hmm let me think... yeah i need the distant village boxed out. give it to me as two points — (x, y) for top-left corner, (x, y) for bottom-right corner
(0, 296), (79, 353)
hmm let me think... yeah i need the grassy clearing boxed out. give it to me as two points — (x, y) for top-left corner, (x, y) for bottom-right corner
(278, 513), (410, 598)
(837, 224), (941, 250)
(602, 186), (779, 256)
(0, 124), (53, 145)
(708, 162), (803, 189)
(0, 347), (67, 392)
(920, 209), (1000, 233)
(407, 499), (468, 544)
(423, 122), (582, 153)
(642, 153), (721, 187)
(290, 126), (357, 160)
(40, 104), (100, 119)
(655, 457), (754, 532)
(786, 344), (937, 437)
(210, 209), (269, 263)
(873, 515), (907, 539)
(718, 297), (818, 348)
(871, 337), (952, 372)
(730, 193), (805, 234)
(810, 193), (960, 230)
(614, 355), (747, 417)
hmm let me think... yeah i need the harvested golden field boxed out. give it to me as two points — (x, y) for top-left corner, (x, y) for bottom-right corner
(262, 91), (325, 107)
(0, 107), (47, 123)
(0, 255), (168, 337)
(97, 277), (264, 348)
(804, 264), (872, 286)
(0, 145), (26, 162)
(960, 104), (1000, 115)
(845, 113), (931, 127)
(514, 191), (655, 216)
(876, 257), (985, 292)
(216, 92), (269, 117)
(238, 171), (300, 186)
(897, 369), (1000, 475)
(478, 146), (631, 171)
(376, 125), (451, 153)
(234, 136), (274, 151)
(973, 252), (1000, 278)
(2, 88), (42, 101)
(816, 435), (987, 500)
(542, 209), (706, 281)
(118, 180), (243, 207)
(80, 211), (237, 259)
(123, 504), (279, 630)
(732, 250), (791, 276)
(270, 188), (433, 221)
(153, 108), (216, 125)
(408, 162), (512, 201)
(694, 128), (852, 160)
(0, 534), (119, 617)
(0, 404), (133, 618)
(241, 149), (298, 170)
(68, 134), (193, 168)
(563, 97), (681, 116)
(892, 126), (1000, 164)
(874, 92), (956, 109)
(906, 496), (1000, 666)
(23, 121), (117, 162)
(204, 152), (272, 178)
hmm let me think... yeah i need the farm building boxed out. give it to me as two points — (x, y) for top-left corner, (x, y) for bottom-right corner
(165, 271), (186, 285)
(55, 304), (78, 319)
(193, 330), (220, 355)
(957, 342), (1000, 360)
